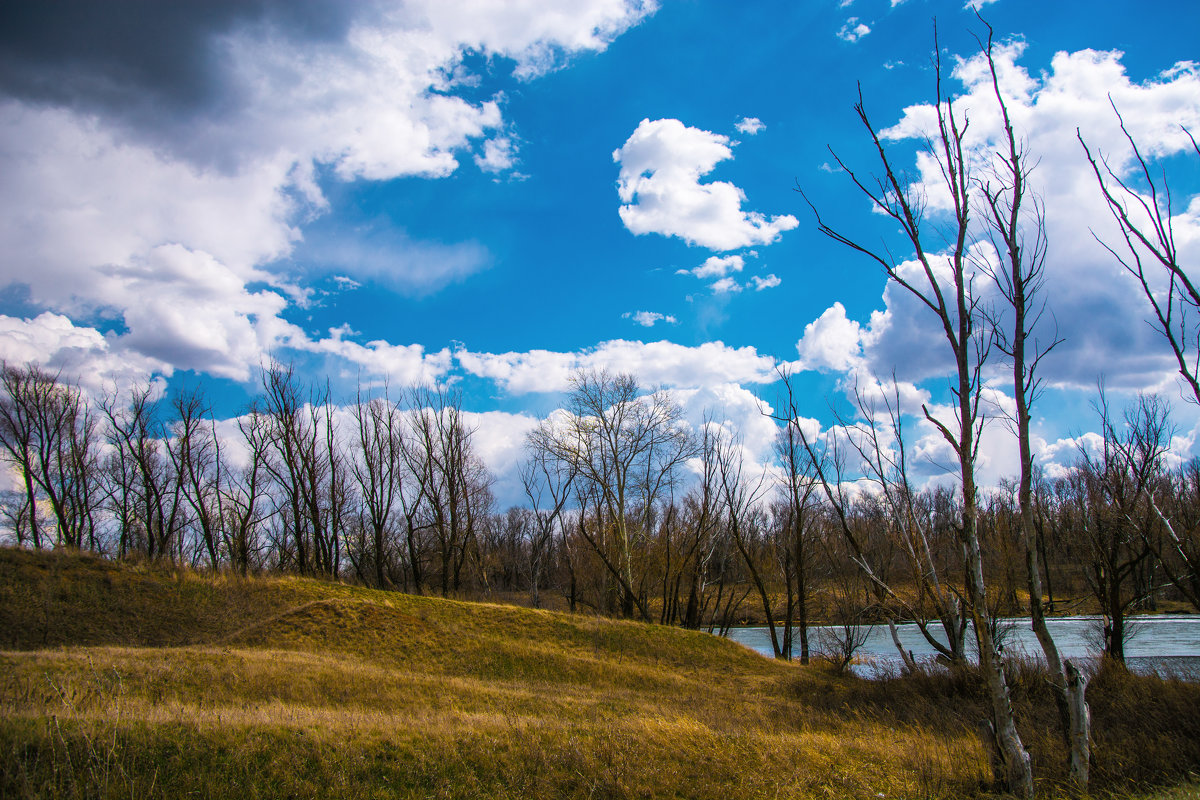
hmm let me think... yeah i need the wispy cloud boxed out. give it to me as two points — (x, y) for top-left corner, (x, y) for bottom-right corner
(623, 310), (678, 327)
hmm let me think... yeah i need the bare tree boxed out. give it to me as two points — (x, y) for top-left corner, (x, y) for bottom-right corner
(814, 525), (874, 675)
(520, 444), (576, 608)
(102, 383), (187, 560)
(712, 428), (783, 656)
(773, 417), (822, 662)
(842, 377), (972, 665)
(256, 362), (343, 577)
(350, 386), (407, 588)
(0, 363), (101, 550)
(775, 370), (971, 671)
(801, 26), (1033, 794)
(403, 386), (492, 596)
(973, 24), (1090, 789)
(168, 388), (224, 569)
(0, 363), (51, 549)
(1150, 458), (1200, 609)
(222, 408), (272, 576)
(672, 421), (728, 630)
(528, 369), (696, 621)
(1074, 391), (1170, 663)
(1080, 108), (1200, 404)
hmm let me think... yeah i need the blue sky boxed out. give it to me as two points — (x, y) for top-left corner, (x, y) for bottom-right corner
(2, 0), (1199, 503)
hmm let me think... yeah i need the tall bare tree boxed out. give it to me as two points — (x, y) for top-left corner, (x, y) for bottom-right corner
(1075, 391), (1169, 663)
(169, 388), (224, 568)
(974, 24), (1089, 789)
(256, 362), (343, 577)
(520, 444), (576, 608)
(802, 27), (1033, 795)
(773, 417), (821, 662)
(222, 408), (271, 576)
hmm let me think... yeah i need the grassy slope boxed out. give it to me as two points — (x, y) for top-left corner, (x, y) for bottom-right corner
(0, 548), (1197, 800)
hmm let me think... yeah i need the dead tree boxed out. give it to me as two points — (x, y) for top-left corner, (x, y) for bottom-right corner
(256, 362), (342, 578)
(973, 23), (1089, 790)
(801, 26), (1033, 795)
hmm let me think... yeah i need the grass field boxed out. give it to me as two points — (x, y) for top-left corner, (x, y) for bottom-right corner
(1, 547), (1197, 799)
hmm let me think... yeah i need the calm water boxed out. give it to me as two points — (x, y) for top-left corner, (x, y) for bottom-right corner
(725, 615), (1200, 678)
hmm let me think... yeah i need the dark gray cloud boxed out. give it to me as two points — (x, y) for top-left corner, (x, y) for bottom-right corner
(0, 1), (355, 122)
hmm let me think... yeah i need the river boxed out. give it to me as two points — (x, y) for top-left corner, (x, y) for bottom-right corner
(725, 615), (1200, 678)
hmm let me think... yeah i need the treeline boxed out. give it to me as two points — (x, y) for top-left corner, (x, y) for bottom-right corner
(1, 360), (1196, 665)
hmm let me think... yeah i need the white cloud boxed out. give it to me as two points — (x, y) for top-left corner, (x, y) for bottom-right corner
(870, 44), (1200, 394)
(679, 254), (745, 279)
(475, 136), (518, 173)
(0, 1), (657, 387)
(837, 18), (871, 44)
(624, 310), (678, 327)
(963, 0), (999, 9)
(796, 302), (863, 373)
(613, 118), (799, 251)
(709, 277), (743, 294)
(735, 116), (765, 135)
(296, 327), (453, 387)
(0, 313), (169, 397)
(751, 273), (781, 291)
(462, 409), (541, 506)
(457, 339), (779, 395)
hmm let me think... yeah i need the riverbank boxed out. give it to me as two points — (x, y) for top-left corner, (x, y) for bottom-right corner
(2, 547), (1198, 798)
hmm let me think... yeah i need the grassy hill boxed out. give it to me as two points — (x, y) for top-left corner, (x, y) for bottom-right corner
(1, 547), (1197, 799)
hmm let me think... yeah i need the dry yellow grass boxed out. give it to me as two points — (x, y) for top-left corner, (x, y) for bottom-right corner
(0, 547), (1196, 799)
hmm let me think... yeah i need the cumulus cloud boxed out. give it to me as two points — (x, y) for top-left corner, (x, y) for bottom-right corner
(868, 43), (1200, 393)
(796, 302), (862, 373)
(0, 1), (657, 386)
(674, 253), (779, 295)
(0, 312), (169, 396)
(613, 118), (799, 251)
(679, 254), (745, 279)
